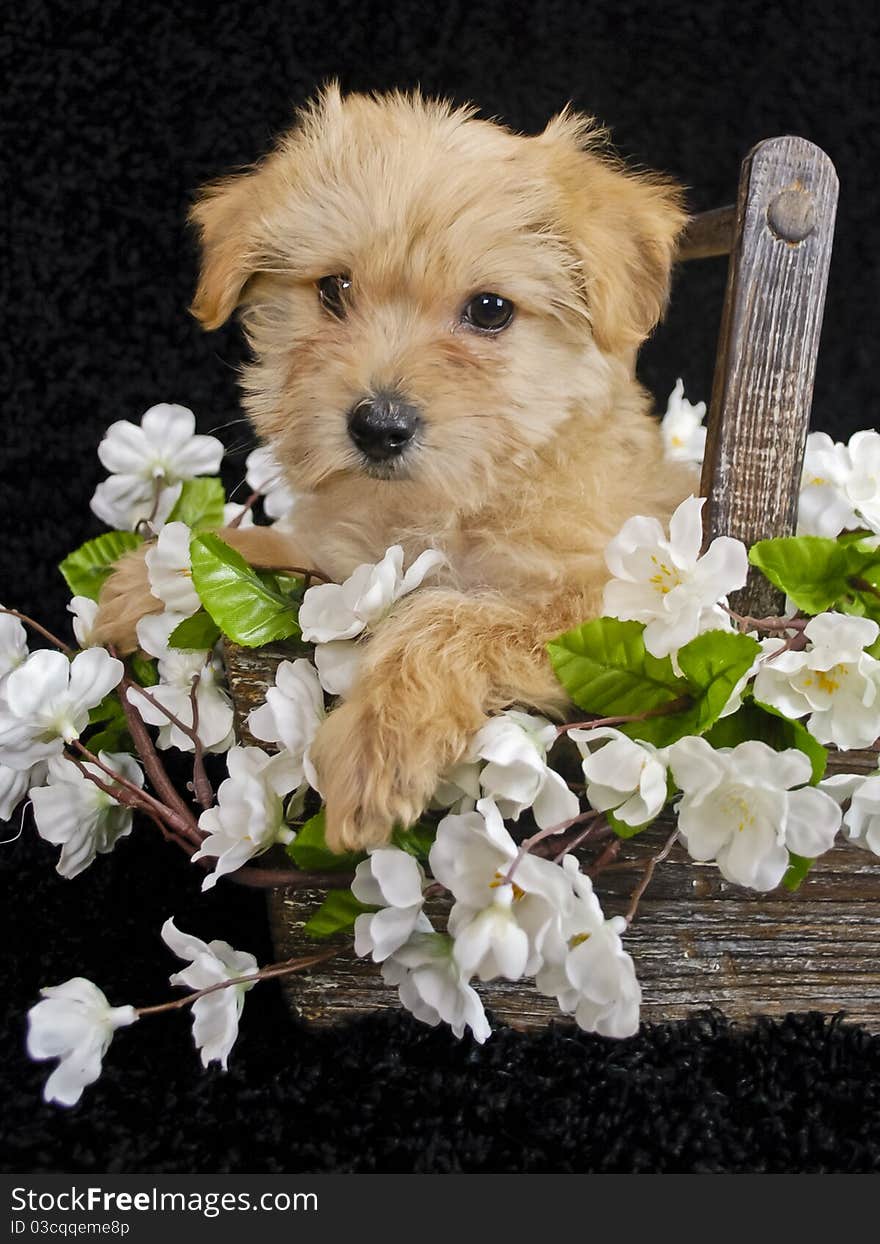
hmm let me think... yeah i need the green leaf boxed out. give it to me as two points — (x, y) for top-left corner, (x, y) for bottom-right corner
(168, 610), (222, 650)
(548, 617), (689, 717)
(748, 535), (876, 614)
(85, 694), (130, 754)
(59, 531), (143, 600)
(304, 890), (377, 939)
(168, 478), (226, 531)
(88, 693), (123, 726)
(391, 821), (437, 861)
(129, 654), (159, 686)
(548, 619), (759, 748)
(287, 810), (364, 873)
(705, 698), (828, 784)
(606, 808), (652, 840)
(189, 533), (301, 647)
(782, 852), (814, 892)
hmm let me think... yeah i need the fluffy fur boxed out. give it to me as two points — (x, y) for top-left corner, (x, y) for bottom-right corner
(95, 83), (695, 850)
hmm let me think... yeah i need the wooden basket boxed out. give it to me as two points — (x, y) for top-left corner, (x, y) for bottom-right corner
(226, 136), (880, 1031)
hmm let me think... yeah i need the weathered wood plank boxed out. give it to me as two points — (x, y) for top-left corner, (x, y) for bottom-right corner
(699, 137), (839, 617)
(678, 204), (736, 261)
(268, 820), (880, 1032)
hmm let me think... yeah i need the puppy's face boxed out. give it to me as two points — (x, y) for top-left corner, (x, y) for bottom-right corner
(191, 86), (685, 508)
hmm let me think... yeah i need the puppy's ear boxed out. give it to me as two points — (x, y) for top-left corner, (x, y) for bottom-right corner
(537, 108), (688, 356)
(189, 171), (264, 331)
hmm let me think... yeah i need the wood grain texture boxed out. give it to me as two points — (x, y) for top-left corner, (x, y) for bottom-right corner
(678, 204), (736, 260)
(699, 137), (839, 618)
(267, 817), (880, 1032)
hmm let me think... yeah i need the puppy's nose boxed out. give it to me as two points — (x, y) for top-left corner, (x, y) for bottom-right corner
(347, 393), (421, 461)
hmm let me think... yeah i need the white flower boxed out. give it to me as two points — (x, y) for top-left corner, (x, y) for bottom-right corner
(0, 609), (28, 681)
(192, 747), (300, 889)
(798, 430), (880, 537)
(536, 858), (641, 1039)
(351, 849), (432, 962)
(798, 432), (860, 537)
(313, 639), (363, 698)
(569, 727), (668, 826)
(127, 650), (233, 752)
(602, 495), (748, 659)
(67, 597), (99, 648)
(381, 932), (491, 1043)
(820, 772), (880, 856)
(245, 445), (298, 522)
(430, 798), (571, 978)
(0, 760), (47, 821)
(668, 737), (841, 891)
(30, 752), (143, 878)
(145, 521), (201, 617)
(0, 648), (124, 771)
(90, 404), (224, 531)
(162, 918), (257, 1069)
(26, 978), (138, 1106)
(469, 710), (580, 829)
(247, 659), (324, 790)
(660, 378), (706, 464)
(299, 545), (445, 644)
(753, 612), (880, 751)
(430, 758), (482, 811)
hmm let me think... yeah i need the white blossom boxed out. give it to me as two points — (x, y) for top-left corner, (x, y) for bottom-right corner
(0, 760), (47, 821)
(602, 495), (748, 659)
(469, 710), (580, 830)
(222, 501), (255, 529)
(90, 404), (223, 531)
(192, 747), (300, 889)
(753, 612), (880, 751)
(26, 978), (138, 1106)
(30, 752), (143, 878)
(145, 521), (201, 617)
(798, 430), (880, 537)
(162, 918), (257, 1069)
(660, 378), (706, 464)
(313, 639), (363, 698)
(67, 597), (99, 648)
(127, 650), (233, 753)
(351, 849), (432, 962)
(0, 609), (28, 681)
(381, 932), (491, 1043)
(299, 545), (445, 644)
(535, 857), (641, 1039)
(569, 727), (668, 826)
(798, 432), (860, 537)
(247, 658), (324, 791)
(245, 445), (298, 522)
(430, 758), (482, 811)
(0, 648), (124, 770)
(820, 771), (880, 857)
(668, 737), (841, 891)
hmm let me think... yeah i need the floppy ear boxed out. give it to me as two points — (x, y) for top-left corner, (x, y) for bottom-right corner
(537, 108), (688, 356)
(188, 170), (265, 331)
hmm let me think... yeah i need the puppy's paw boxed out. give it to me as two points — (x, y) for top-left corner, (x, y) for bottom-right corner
(310, 700), (440, 853)
(91, 545), (163, 654)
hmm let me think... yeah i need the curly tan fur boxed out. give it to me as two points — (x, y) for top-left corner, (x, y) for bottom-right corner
(96, 83), (695, 851)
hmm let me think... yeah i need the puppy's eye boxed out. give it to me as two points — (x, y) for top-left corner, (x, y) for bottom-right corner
(317, 274), (352, 318)
(461, 292), (515, 332)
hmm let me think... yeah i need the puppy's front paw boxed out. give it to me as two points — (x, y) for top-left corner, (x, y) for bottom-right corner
(92, 546), (163, 654)
(310, 700), (440, 853)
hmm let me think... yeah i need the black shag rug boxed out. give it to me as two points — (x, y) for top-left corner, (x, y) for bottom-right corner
(2, 0), (879, 1173)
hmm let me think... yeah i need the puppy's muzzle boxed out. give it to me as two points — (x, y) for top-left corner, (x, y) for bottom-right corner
(347, 393), (421, 463)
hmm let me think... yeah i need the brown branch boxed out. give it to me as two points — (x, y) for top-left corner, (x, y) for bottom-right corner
(558, 696), (693, 737)
(187, 675), (214, 810)
(223, 865), (356, 890)
(625, 827), (680, 924)
(65, 752), (195, 856)
(136, 948), (338, 1017)
(226, 491), (261, 529)
(115, 687), (203, 845)
(586, 837), (621, 878)
(722, 604), (809, 634)
(0, 608), (73, 656)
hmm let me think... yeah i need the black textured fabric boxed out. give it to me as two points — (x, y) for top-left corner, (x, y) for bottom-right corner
(2, 0), (880, 1174)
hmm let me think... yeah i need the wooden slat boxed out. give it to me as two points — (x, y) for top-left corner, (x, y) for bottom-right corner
(677, 204), (736, 260)
(699, 136), (839, 618)
(269, 818), (880, 1032)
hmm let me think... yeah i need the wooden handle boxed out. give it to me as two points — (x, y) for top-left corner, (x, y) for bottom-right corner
(699, 135), (839, 617)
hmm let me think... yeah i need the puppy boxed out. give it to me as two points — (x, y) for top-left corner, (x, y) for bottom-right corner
(96, 84), (695, 851)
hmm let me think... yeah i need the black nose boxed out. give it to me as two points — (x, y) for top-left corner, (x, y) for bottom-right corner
(347, 393), (421, 461)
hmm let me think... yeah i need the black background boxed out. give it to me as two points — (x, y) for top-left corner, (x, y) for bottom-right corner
(2, 0), (880, 1173)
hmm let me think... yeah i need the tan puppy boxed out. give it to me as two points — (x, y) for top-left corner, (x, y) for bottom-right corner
(96, 84), (695, 851)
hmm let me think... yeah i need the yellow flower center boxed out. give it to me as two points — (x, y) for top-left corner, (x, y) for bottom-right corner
(648, 554), (683, 596)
